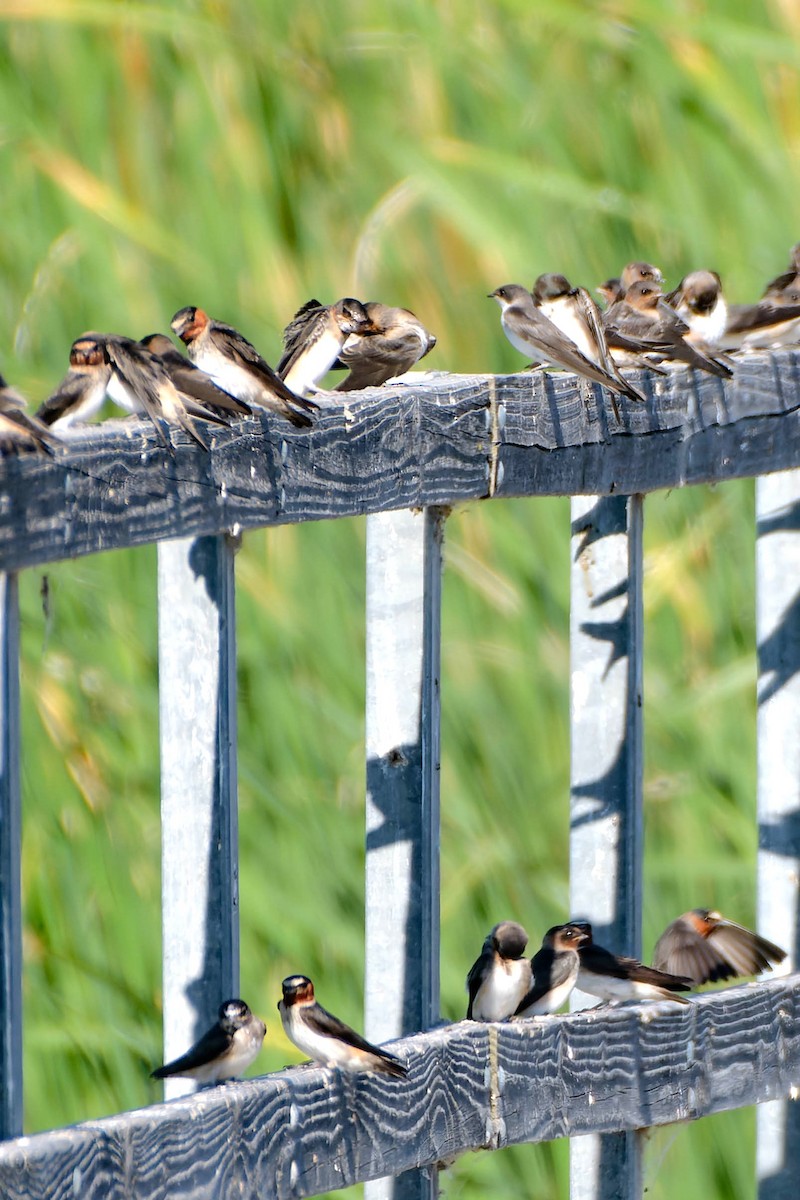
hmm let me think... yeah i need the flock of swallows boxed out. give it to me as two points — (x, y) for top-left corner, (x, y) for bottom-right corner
(2, 242), (800, 456)
(151, 908), (786, 1086)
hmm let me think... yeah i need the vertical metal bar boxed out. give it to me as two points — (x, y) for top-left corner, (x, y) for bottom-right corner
(0, 575), (21, 1138)
(365, 508), (443, 1200)
(756, 470), (800, 1200)
(569, 494), (644, 1200)
(157, 535), (239, 1100)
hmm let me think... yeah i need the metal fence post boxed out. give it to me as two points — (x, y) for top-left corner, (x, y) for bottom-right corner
(569, 494), (644, 1200)
(157, 535), (239, 1099)
(0, 575), (21, 1138)
(365, 508), (444, 1200)
(756, 470), (800, 1199)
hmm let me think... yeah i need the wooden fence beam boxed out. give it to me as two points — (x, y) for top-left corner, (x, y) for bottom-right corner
(569, 494), (644, 1200)
(0, 575), (21, 1138)
(365, 507), (444, 1200)
(157, 535), (239, 1099)
(2, 353), (800, 572)
(2, 977), (799, 1200)
(756, 469), (800, 1199)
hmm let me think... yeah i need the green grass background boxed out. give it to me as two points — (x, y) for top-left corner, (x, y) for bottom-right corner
(2, 0), (797, 1195)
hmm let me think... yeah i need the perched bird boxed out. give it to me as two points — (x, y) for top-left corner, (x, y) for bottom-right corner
(652, 909), (787, 986)
(596, 278), (624, 308)
(0, 375), (59, 454)
(139, 333), (252, 419)
(102, 335), (228, 450)
(761, 242), (800, 299)
(620, 261), (664, 291)
(489, 283), (647, 412)
(603, 281), (733, 378)
(151, 999), (266, 1085)
(170, 307), (317, 427)
(36, 333), (113, 427)
(514, 923), (589, 1018)
(466, 920), (531, 1021)
(278, 975), (406, 1077)
(335, 302), (436, 391)
(719, 294), (800, 351)
(531, 273), (646, 413)
(277, 297), (372, 395)
(666, 270), (729, 347)
(573, 921), (693, 1004)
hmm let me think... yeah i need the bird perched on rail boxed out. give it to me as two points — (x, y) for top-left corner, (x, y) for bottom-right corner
(170, 306), (317, 426)
(277, 297), (373, 396)
(139, 333), (252, 420)
(602, 281), (733, 378)
(665, 270), (729, 347)
(0, 374), (60, 455)
(278, 975), (407, 1076)
(761, 242), (800, 300)
(151, 998), (266, 1085)
(489, 283), (645, 419)
(571, 921), (693, 1004)
(37, 333), (113, 428)
(466, 920), (532, 1020)
(652, 909), (786, 986)
(334, 302), (437, 391)
(513, 923), (589, 1018)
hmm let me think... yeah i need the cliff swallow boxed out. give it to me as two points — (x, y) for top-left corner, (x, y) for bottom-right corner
(573, 922), (692, 1004)
(278, 297), (372, 395)
(603, 282), (733, 377)
(490, 284), (647, 412)
(170, 307), (316, 426)
(514, 923), (589, 1017)
(278, 975), (406, 1077)
(652, 909), (787, 985)
(620, 261), (664, 291)
(762, 242), (800, 299)
(36, 334), (113, 427)
(531, 273), (646, 414)
(335, 303), (436, 391)
(719, 293), (800, 350)
(103, 335), (230, 449)
(466, 920), (531, 1021)
(0, 375), (59, 454)
(151, 999), (266, 1085)
(139, 333), (252, 419)
(596, 278), (624, 308)
(666, 270), (728, 346)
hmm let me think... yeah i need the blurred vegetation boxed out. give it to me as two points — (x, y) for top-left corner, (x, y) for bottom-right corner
(2, 0), (798, 1196)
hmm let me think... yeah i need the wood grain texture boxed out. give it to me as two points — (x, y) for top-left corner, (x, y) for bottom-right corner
(1, 351), (800, 571)
(2, 976), (799, 1199)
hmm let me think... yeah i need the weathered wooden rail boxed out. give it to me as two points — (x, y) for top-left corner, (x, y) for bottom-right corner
(0, 355), (798, 1200)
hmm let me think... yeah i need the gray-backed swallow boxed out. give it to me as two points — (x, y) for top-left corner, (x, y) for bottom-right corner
(103, 334), (230, 450)
(513, 923), (589, 1018)
(666, 271), (728, 347)
(490, 284), (650, 408)
(652, 909), (787, 986)
(170, 307), (317, 426)
(335, 303), (436, 391)
(0, 374), (59, 454)
(36, 334), (113, 427)
(620, 261), (664, 291)
(151, 999), (266, 1085)
(466, 920), (531, 1021)
(531, 273), (646, 416)
(139, 333), (252, 419)
(572, 921), (692, 1004)
(762, 242), (800, 299)
(278, 297), (372, 395)
(603, 281), (733, 378)
(278, 975), (407, 1077)
(719, 291), (800, 351)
